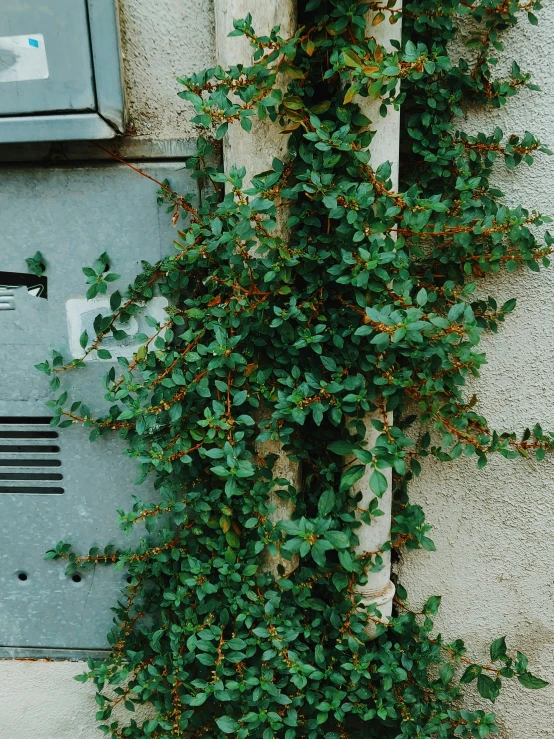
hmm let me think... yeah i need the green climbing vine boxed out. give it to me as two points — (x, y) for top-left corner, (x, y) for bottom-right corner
(38, 0), (552, 736)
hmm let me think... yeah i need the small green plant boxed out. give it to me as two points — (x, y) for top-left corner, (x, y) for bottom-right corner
(25, 250), (46, 276)
(40, 1), (551, 737)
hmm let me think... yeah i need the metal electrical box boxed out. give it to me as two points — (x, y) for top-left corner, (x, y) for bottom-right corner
(0, 0), (125, 143)
(0, 161), (195, 653)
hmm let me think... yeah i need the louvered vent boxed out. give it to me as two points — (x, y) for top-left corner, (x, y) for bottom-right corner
(0, 417), (63, 494)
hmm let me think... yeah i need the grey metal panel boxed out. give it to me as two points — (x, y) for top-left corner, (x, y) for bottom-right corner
(0, 113), (117, 143)
(0, 1), (126, 143)
(0, 0), (96, 116)
(0, 161), (196, 650)
(88, 0), (126, 132)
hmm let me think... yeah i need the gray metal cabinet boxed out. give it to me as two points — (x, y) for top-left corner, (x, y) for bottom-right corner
(0, 161), (195, 651)
(0, 0), (125, 142)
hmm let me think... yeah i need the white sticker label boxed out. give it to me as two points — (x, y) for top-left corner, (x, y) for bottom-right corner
(66, 297), (169, 361)
(0, 34), (49, 83)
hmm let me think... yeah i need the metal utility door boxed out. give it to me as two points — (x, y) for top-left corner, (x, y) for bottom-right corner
(0, 160), (194, 651)
(0, 0), (96, 115)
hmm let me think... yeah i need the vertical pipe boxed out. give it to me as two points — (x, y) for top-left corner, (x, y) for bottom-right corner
(358, 7), (402, 184)
(349, 412), (396, 636)
(351, 4), (402, 637)
(214, 1), (297, 184)
(214, 0), (299, 577)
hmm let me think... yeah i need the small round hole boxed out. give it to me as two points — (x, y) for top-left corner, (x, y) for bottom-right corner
(72, 574), (82, 583)
(17, 572), (28, 582)
(126, 576), (133, 584)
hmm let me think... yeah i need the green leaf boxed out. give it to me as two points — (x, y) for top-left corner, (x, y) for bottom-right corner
(318, 488), (335, 516)
(110, 290), (121, 311)
(233, 390), (247, 406)
(477, 674), (500, 702)
(225, 530), (240, 549)
(25, 250), (45, 276)
(343, 84), (360, 104)
(518, 672), (549, 689)
(86, 284), (99, 300)
(144, 720), (159, 735)
(416, 288), (428, 306)
(324, 530), (350, 550)
(216, 716), (239, 734)
(339, 464), (365, 491)
(342, 50), (363, 68)
(311, 538), (333, 566)
(216, 122), (229, 139)
(369, 469), (388, 497)
(490, 636), (507, 662)
(420, 535), (436, 552)
(327, 440), (354, 455)
(423, 595), (441, 615)
(196, 653), (215, 666)
(439, 662), (454, 685)
(189, 693), (207, 706)
(460, 664), (482, 684)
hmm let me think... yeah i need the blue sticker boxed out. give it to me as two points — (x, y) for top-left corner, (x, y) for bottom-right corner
(28, 38), (39, 48)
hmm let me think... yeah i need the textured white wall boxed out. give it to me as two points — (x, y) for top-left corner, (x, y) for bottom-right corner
(397, 5), (554, 737)
(119, 0), (215, 140)
(0, 662), (103, 739)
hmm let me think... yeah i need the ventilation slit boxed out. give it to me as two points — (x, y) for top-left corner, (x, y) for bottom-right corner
(0, 445), (59, 453)
(0, 459), (61, 467)
(0, 416), (52, 424)
(0, 431), (58, 439)
(0, 418), (64, 494)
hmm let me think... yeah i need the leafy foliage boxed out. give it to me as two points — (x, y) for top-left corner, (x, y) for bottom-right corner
(40, 0), (551, 737)
(25, 249), (46, 276)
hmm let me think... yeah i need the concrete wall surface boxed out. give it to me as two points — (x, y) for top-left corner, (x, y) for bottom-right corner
(119, 0), (215, 141)
(397, 4), (554, 736)
(0, 662), (106, 739)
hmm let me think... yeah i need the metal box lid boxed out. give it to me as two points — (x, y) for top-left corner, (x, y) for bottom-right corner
(0, 0), (125, 143)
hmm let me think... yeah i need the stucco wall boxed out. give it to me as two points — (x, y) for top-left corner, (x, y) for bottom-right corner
(397, 5), (554, 736)
(119, 0), (216, 140)
(0, 662), (117, 739)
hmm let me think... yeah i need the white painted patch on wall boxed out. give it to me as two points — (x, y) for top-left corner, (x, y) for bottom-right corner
(0, 34), (49, 83)
(66, 297), (169, 360)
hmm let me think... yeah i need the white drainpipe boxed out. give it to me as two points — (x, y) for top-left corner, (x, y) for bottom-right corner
(214, 0), (299, 577)
(214, 3), (401, 610)
(350, 5), (402, 637)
